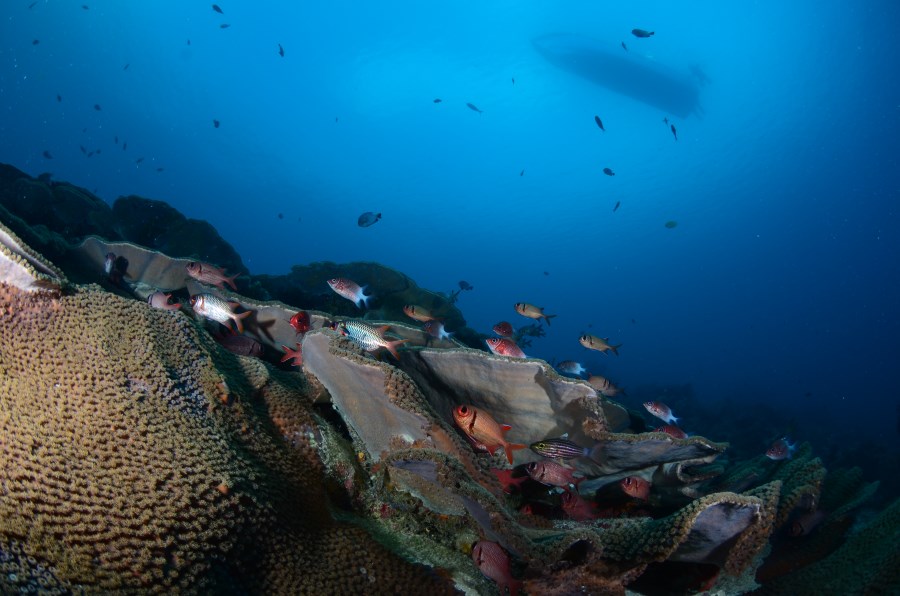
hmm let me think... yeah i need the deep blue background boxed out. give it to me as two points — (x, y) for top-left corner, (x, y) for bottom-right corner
(1, 2), (898, 458)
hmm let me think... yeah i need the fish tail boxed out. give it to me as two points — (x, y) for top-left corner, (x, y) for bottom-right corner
(231, 310), (252, 334)
(357, 287), (372, 309)
(385, 339), (409, 360)
(504, 442), (526, 465)
(611, 343), (622, 356)
(226, 273), (239, 290)
(544, 314), (557, 326)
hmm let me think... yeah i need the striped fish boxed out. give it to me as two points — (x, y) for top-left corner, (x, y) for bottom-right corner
(190, 293), (251, 333)
(337, 320), (408, 359)
(530, 436), (592, 460)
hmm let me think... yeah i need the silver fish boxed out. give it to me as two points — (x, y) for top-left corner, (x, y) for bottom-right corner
(190, 293), (251, 333)
(337, 320), (408, 359)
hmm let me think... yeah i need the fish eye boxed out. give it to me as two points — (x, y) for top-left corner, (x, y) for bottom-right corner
(459, 406), (468, 414)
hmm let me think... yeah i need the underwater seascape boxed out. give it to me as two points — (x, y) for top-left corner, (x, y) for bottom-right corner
(1, 1), (898, 594)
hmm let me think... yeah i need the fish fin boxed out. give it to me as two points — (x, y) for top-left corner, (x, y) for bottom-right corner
(226, 273), (239, 290)
(384, 339), (409, 360)
(501, 424), (513, 432)
(611, 343), (622, 356)
(544, 314), (557, 326)
(485, 444), (499, 457)
(376, 325), (391, 336)
(231, 310), (252, 334)
(504, 443), (526, 465)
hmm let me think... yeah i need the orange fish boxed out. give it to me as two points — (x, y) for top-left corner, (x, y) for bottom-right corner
(472, 541), (522, 596)
(403, 304), (435, 322)
(654, 425), (688, 439)
(186, 261), (239, 291)
(327, 277), (371, 309)
(289, 311), (311, 334)
(579, 334), (621, 356)
(453, 405), (525, 464)
(485, 337), (526, 358)
(561, 489), (601, 521)
(621, 476), (651, 500)
(515, 302), (556, 325)
(147, 291), (181, 312)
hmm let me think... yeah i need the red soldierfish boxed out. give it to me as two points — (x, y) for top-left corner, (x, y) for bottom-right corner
(485, 337), (526, 358)
(327, 277), (371, 309)
(514, 302), (556, 326)
(766, 437), (796, 461)
(561, 489), (601, 521)
(621, 476), (651, 500)
(579, 334), (621, 356)
(453, 405), (526, 465)
(492, 321), (514, 337)
(471, 541), (522, 596)
(337, 320), (408, 359)
(655, 425), (688, 439)
(289, 311), (311, 334)
(186, 261), (239, 291)
(423, 319), (452, 340)
(403, 304), (435, 322)
(190, 293), (252, 333)
(525, 460), (582, 488)
(644, 401), (679, 424)
(147, 291), (181, 311)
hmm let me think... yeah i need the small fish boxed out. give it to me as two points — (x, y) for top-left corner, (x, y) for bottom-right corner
(28, 1), (36, 8)
(621, 476), (651, 500)
(472, 541), (522, 596)
(766, 437), (796, 461)
(644, 401), (678, 424)
(433, 98), (442, 103)
(453, 405), (525, 464)
(519, 169), (524, 176)
(336, 320), (408, 359)
(187, 39), (191, 45)
(423, 319), (452, 341)
(670, 123), (677, 141)
(587, 374), (625, 397)
(631, 29), (655, 38)
(665, 220), (678, 229)
(357, 211), (381, 227)
(122, 141), (127, 151)
(492, 321), (513, 337)
(621, 41), (628, 51)
(217, 334), (263, 358)
(525, 460), (582, 488)
(95, 149), (102, 155)
(613, 200), (621, 212)
(511, 77), (515, 84)
(32, 39), (39, 45)
(403, 304), (435, 322)
(213, 119), (220, 128)
(594, 115), (605, 131)
(186, 261), (239, 290)
(220, 23), (230, 29)
(135, 157), (144, 164)
(94, 104), (101, 111)
(87, 152), (94, 157)
(56, 94), (62, 102)
(147, 291), (181, 312)
(278, 43), (284, 57)
(579, 334), (621, 356)
(114, 135), (118, 144)
(655, 425), (688, 439)
(458, 280), (474, 291)
(556, 361), (587, 376)
(190, 294), (251, 333)
(327, 277), (371, 309)
(289, 310), (311, 334)
(81, 4), (88, 9)
(602, 167), (615, 176)
(466, 102), (483, 113)
(485, 337), (525, 358)
(104, 252), (116, 277)
(280, 343), (303, 367)
(663, 117), (669, 125)
(789, 509), (826, 537)
(514, 302), (556, 325)
(277, 213), (284, 219)
(123, 63), (129, 70)
(156, 167), (164, 172)
(212, 3), (223, 14)
(530, 437), (590, 460)
(561, 489), (601, 521)
(79, 145), (87, 154)
(42, 150), (53, 159)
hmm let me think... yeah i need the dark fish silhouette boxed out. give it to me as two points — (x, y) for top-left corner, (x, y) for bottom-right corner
(511, 77), (515, 84)
(135, 157), (144, 164)
(28, 2), (36, 8)
(613, 201), (621, 212)
(56, 94), (62, 102)
(543, 271), (549, 276)
(187, 39), (191, 45)
(631, 29), (654, 38)
(220, 23), (230, 29)
(123, 63), (129, 70)
(32, 39), (39, 45)
(82, 5), (89, 9)
(156, 167), (164, 172)
(621, 41), (628, 51)
(79, 145), (87, 154)
(433, 98), (442, 103)
(520, 169), (524, 176)
(95, 149), (102, 155)
(665, 220), (678, 229)
(122, 141), (127, 151)
(357, 211), (382, 227)
(603, 167), (615, 176)
(663, 117), (669, 125)
(212, 4), (223, 14)
(114, 135), (118, 144)
(213, 119), (220, 128)
(87, 151), (94, 157)
(93, 104), (101, 111)
(458, 280), (474, 291)
(277, 213), (284, 219)
(594, 115), (605, 131)
(278, 43), (284, 57)
(670, 124), (677, 140)
(466, 102), (483, 113)
(42, 150), (53, 159)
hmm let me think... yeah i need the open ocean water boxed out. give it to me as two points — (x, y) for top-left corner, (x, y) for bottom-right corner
(1, 0), (898, 509)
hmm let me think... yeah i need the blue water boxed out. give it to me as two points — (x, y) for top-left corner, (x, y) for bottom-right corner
(2, 2), (899, 451)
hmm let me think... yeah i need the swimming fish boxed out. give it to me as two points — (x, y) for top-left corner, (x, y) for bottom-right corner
(186, 261), (239, 291)
(525, 460), (582, 488)
(766, 437), (796, 461)
(32, 39), (39, 45)
(433, 98), (442, 103)
(278, 43), (284, 57)
(114, 136), (118, 144)
(213, 119), (220, 128)
(123, 63), (129, 70)
(336, 320), (408, 359)
(423, 319), (452, 341)
(665, 220), (678, 229)
(452, 404), (525, 464)
(56, 94), (62, 102)
(594, 115), (605, 131)
(631, 29), (655, 38)
(556, 361), (587, 376)
(561, 489), (601, 522)
(602, 167), (615, 176)
(357, 211), (381, 227)
(621, 41), (628, 51)
(663, 117), (669, 125)
(289, 310), (311, 334)
(613, 200), (621, 212)
(485, 337), (526, 358)
(403, 304), (435, 322)
(94, 104), (101, 111)
(511, 77), (515, 84)
(492, 321), (513, 337)
(579, 334), (621, 356)
(587, 374), (625, 397)
(458, 280), (474, 291)
(466, 103), (483, 113)
(530, 436), (591, 460)
(520, 169), (524, 176)
(28, 2), (36, 8)
(147, 291), (181, 312)
(42, 150), (52, 159)
(621, 476), (651, 500)
(327, 277), (371, 309)
(135, 157), (144, 164)
(514, 302), (556, 325)
(471, 541), (522, 596)
(190, 294), (251, 333)
(79, 145), (87, 154)
(212, 3), (223, 13)
(220, 23), (230, 29)
(280, 343), (303, 367)
(156, 167), (164, 172)
(122, 141), (127, 150)
(670, 123), (677, 141)
(655, 425), (688, 439)
(217, 334), (263, 358)
(644, 401), (678, 424)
